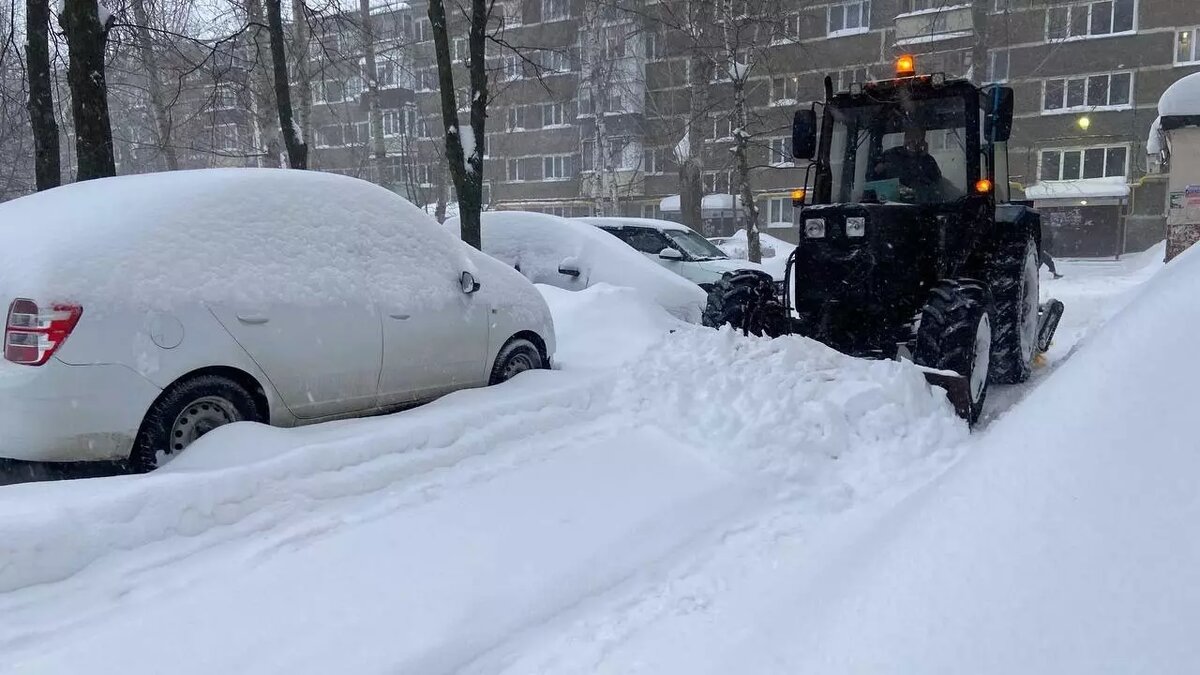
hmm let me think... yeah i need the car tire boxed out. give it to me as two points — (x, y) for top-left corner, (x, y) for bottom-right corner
(489, 338), (544, 385)
(988, 235), (1040, 384)
(702, 270), (787, 337)
(129, 374), (262, 473)
(914, 279), (994, 426)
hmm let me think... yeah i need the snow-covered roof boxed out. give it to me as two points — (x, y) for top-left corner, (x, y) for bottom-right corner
(659, 194), (743, 213)
(1147, 116), (1164, 155)
(1024, 176), (1130, 201)
(1159, 71), (1200, 118)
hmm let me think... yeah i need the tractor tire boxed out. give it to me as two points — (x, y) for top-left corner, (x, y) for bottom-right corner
(702, 269), (787, 337)
(988, 235), (1040, 384)
(914, 279), (994, 426)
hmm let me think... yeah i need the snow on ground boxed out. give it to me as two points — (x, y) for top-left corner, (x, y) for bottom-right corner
(0, 241), (1169, 674)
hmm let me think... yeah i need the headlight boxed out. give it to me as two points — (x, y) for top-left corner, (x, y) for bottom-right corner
(804, 218), (826, 238)
(845, 216), (866, 237)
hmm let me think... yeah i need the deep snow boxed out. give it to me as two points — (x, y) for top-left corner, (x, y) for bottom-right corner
(0, 242), (1172, 674)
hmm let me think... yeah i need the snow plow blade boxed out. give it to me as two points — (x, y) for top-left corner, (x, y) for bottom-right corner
(1038, 298), (1065, 353)
(920, 368), (974, 421)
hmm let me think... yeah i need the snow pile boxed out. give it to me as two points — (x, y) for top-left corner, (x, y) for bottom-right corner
(0, 169), (471, 311)
(537, 283), (690, 369)
(782, 242), (1200, 673)
(450, 211), (707, 323)
(1159, 70), (1200, 118)
(715, 229), (797, 278)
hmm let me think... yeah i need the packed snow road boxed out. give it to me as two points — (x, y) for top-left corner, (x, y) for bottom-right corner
(0, 246), (1164, 674)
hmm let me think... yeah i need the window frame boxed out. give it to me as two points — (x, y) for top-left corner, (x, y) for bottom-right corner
(1045, 0), (1137, 42)
(506, 158), (526, 182)
(988, 49), (1010, 83)
(1038, 144), (1130, 181)
(1040, 71), (1133, 114)
(542, 154), (573, 180)
(1176, 27), (1200, 65)
(827, 0), (871, 38)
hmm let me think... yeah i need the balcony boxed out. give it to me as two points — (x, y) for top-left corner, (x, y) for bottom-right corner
(894, 4), (974, 47)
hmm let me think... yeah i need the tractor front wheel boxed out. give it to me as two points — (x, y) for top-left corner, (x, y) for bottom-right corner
(702, 270), (787, 337)
(988, 235), (1040, 384)
(915, 279), (995, 425)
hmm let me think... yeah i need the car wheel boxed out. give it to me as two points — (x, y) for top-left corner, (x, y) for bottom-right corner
(129, 374), (262, 473)
(489, 338), (544, 385)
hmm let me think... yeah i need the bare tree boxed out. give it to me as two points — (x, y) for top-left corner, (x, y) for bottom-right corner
(246, 0), (283, 166)
(266, 0), (307, 167)
(290, 0), (313, 151)
(60, 0), (117, 180)
(129, 0), (179, 170)
(359, 0), (387, 181)
(25, 0), (60, 189)
(428, 0), (488, 249)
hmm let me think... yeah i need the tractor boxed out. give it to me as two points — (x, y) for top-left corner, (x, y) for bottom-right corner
(704, 55), (1064, 424)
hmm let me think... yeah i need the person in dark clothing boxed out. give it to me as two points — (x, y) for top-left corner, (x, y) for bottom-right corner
(873, 127), (945, 201)
(1041, 226), (1064, 278)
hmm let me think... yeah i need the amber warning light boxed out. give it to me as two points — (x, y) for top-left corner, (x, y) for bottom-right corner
(791, 188), (806, 205)
(896, 55), (916, 76)
(975, 178), (994, 194)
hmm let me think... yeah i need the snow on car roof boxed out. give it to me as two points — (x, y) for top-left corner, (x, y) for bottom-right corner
(577, 216), (695, 233)
(0, 168), (469, 309)
(1159, 70), (1200, 118)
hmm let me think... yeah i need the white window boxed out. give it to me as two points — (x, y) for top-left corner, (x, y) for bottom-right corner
(836, 67), (870, 91)
(641, 204), (662, 219)
(765, 197), (792, 224)
(1046, 0), (1135, 41)
(503, 55), (523, 81)
(211, 123), (239, 151)
(542, 0), (568, 21)
(778, 14), (802, 42)
(771, 76), (800, 105)
(374, 59), (399, 88)
(644, 147), (670, 174)
(711, 116), (733, 141)
(906, 0), (938, 11)
(540, 49), (571, 72)
(499, 1), (523, 27)
(991, 0), (1009, 12)
(828, 0), (870, 37)
(313, 79), (347, 104)
(1041, 72), (1132, 113)
(213, 84), (237, 110)
(543, 154), (573, 179)
(542, 102), (566, 127)
(703, 171), (733, 193)
(1177, 27), (1200, 64)
(582, 139), (595, 171)
(578, 88), (594, 116)
(645, 32), (664, 60)
(416, 115), (431, 138)
(507, 106), (524, 130)
(603, 91), (623, 113)
(316, 124), (342, 148)
(506, 158), (525, 181)
(1039, 145), (1129, 180)
(769, 137), (792, 166)
(413, 18), (431, 42)
(989, 49), (1010, 82)
(383, 109), (403, 137)
(453, 38), (468, 63)
(604, 33), (626, 60)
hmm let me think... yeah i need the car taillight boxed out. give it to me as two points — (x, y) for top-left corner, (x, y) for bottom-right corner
(5, 299), (83, 366)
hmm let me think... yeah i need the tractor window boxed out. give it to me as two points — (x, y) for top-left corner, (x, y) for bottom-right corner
(829, 96), (970, 205)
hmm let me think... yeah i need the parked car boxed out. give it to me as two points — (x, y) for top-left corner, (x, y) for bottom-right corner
(708, 234), (777, 260)
(0, 169), (555, 471)
(449, 211), (707, 323)
(577, 217), (776, 289)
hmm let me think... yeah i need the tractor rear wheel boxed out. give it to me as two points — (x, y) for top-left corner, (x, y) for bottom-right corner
(915, 279), (994, 425)
(988, 235), (1040, 384)
(702, 270), (787, 337)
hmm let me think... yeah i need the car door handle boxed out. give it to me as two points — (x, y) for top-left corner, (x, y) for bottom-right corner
(388, 313), (411, 320)
(236, 314), (270, 325)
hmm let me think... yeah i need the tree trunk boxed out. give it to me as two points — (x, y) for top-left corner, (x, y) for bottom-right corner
(290, 0), (313, 154)
(129, 0), (178, 171)
(60, 0), (116, 181)
(25, 0), (60, 190)
(428, 0), (487, 249)
(678, 2), (713, 234)
(729, 82), (760, 262)
(266, 0), (307, 168)
(360, 0), (388, 185)
(246, 0), (282, 167)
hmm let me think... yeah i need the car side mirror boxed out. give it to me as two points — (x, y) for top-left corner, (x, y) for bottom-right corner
(557, 258), (581, 277)
(792, 109), (817, 160)
(983, 85), (1014, 142)
(460, 271), (480, 294)
(659, 247), (684, 261)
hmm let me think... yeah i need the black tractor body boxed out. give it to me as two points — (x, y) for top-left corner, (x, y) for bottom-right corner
(704, 64), (1063, 424)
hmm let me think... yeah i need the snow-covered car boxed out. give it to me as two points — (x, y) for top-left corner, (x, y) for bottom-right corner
(577, 217), (776, 289)
(450, 211), (707, 323)
(708, 235), (777, 260)
(0, 169), (555, 471)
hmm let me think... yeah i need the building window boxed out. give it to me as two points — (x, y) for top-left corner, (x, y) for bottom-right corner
(603, 91), (623, 114)
(578, 88), (594, 116)
(212, 84), (237, 110)
(765, 197), (792, 224)
(211, 123), (240, 151)
(711, 116), (733, 141)
(645, 32), (665, 60)
(543, 154), (573, 180)
(778, 14), (802, 42)
(644, 147), (670, 174)
(1041, 72), (1132, 113)
(604, 32), (626, 60)
(769, 137), (792, 166)
(991, 0), (1008, 13)
(1177, 28), (1200, 64)
(383, 110), (402, 137)
(506, 158), (525, 182)
(374, 59), (399, 88)
(703, 171), (733, 193)
(582, 139), (595, 171)
(641, 204), (662, 219)
(905, 0), (940, 11)
(503, 55), (523, 81)
(312, 79), (347, 104)
(542, 0), (568, 21)
(1039, 145), (1128, 181)
(1046, 0), (1135, 41)
(507, 106), (523, 131)
(835, 67), (870, 91)
(413, 17), (431, 42)
(770, 76), (800, 105)
(828, 0), (870, 37)
(542, 102), (566, 127)
(453, 38), (468, 63)
(988, 49), (1010, 82)
(539, 49), (572, 72)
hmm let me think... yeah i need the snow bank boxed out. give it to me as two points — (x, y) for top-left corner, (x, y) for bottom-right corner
(450, 211), (707, 323)
(717, 229), (797, 279)
(784, 240), (1200, 673)
(0, 169), (469, 310)
(536, 283), (689, 369)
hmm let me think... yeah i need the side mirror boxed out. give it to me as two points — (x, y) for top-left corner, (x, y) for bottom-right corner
(658, 247), (684, 261)
(984, 85), (1014, 143)
(460, 270), (480, 294)
(557, 258), (581, 277)
(792, 109), (817, 160)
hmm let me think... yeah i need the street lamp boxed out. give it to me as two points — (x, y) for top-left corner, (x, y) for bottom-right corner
(1077, 115), (1091, 131)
